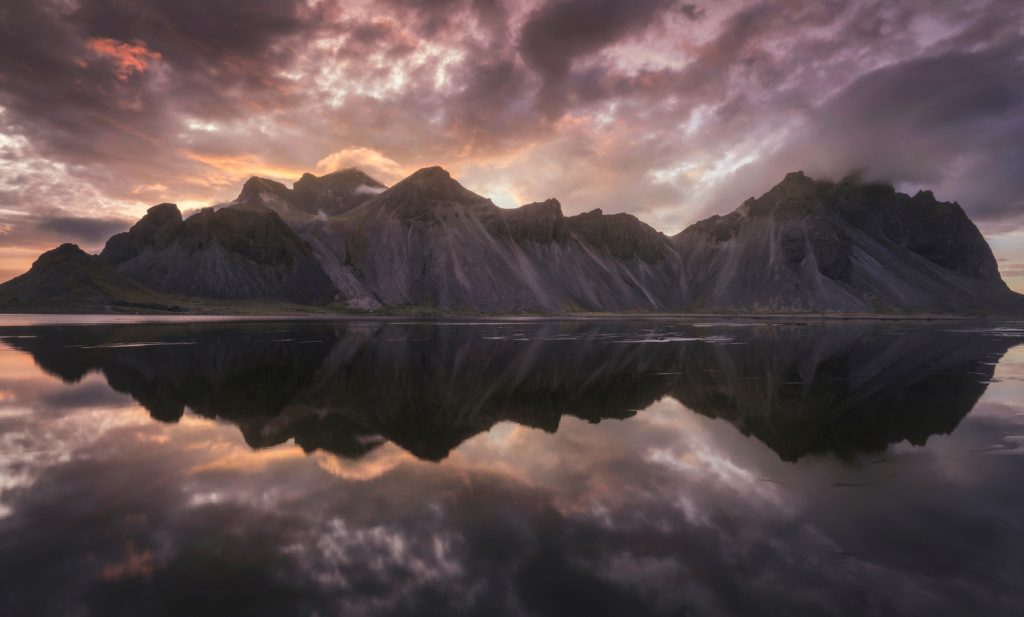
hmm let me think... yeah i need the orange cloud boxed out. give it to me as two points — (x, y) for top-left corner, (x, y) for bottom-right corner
(85, 38), (161, 81)
(97, 544), (158, 582)
(186, 152), (305, 178)
(315, 146), (409, 184)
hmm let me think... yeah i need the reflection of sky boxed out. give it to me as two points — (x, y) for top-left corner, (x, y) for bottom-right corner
(1, 336), (1023, 616)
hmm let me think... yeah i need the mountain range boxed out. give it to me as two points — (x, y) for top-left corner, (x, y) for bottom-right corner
(1, 166), (1021, 315)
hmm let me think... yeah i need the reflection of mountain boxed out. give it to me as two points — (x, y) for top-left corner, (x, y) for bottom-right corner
(2, 321), (1017, 461)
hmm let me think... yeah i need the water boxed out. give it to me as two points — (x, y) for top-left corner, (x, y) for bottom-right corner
(0, 318), (1022, 616)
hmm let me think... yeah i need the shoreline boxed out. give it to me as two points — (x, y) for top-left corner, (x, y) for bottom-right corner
(0, 310), (1016, 328)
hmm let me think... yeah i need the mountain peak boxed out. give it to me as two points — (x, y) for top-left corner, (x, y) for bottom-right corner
(408, 165), (451, 179)
(147, 202), (180, 217)
(237, 176), (292, 204)
(372, 166), (488, 208)
(36, 243), (90, 266)
(293, 167), (385, 194)
(315, 167), (379, 182)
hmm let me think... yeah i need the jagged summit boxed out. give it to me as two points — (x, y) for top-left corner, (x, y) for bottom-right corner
(238, 177), (292, 205)
(293, 168), (385, 201)
(236, 168), (387, 217)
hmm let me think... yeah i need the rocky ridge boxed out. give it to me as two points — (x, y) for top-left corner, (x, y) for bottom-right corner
(1, 166), (1021, 315)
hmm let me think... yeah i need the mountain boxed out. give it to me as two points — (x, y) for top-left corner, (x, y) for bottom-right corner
(0, 243), (181, 312)
(100, 202), (336, 305)
(296, 166), (681, 311)
(1, 166), (1021, 314)
(674, 172), (1020, 313)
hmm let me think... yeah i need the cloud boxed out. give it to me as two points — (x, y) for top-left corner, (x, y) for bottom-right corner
(518, 0), (701, 116)
(84, 37), (162, 81)
(700, 41), (1024, 228)
(315, 147), (407, 185)
(36, 216), (131, 245)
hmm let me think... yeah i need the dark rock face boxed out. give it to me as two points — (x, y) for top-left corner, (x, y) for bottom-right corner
(838, 183), (1002, 282)
(674, 171), (1022, 313)
(101, 203), (336, 305)
(497, 199), (568, 243)
(4, 166), (1021, 314)
(101, 203), (183, 264)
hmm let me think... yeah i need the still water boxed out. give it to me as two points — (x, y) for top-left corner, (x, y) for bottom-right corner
(0, 318), (1022, 616)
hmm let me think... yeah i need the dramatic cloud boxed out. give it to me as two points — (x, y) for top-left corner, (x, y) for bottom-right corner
(0, 0), (1022, 286)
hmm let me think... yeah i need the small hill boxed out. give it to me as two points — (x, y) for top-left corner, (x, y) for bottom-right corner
(0, 244), (181, 313)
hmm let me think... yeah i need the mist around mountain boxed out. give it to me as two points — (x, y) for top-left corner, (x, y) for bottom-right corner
(2, 167), (1021, 315)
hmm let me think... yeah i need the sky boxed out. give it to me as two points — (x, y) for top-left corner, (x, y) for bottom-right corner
(0, 0), (1022, 288)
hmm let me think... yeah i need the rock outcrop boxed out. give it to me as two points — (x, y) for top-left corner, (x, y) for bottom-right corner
(100, 202), (336, 305)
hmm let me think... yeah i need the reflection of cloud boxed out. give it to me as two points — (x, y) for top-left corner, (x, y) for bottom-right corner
(0, 397), (148, 517)
(1, 330), (1023, 615)
(98, 544), (159, 581)
(187, 443), (306, 474)
(314, 444), (412, 481)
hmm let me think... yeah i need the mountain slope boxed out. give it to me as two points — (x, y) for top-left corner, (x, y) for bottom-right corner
(101, 202), (337, 305)
(0, 244), (181, 312)
(673, 172), (1024, 313)
(296, 166), (681, 311)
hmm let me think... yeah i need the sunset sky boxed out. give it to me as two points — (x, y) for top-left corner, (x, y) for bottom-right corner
(1, 0), (1022, 288)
